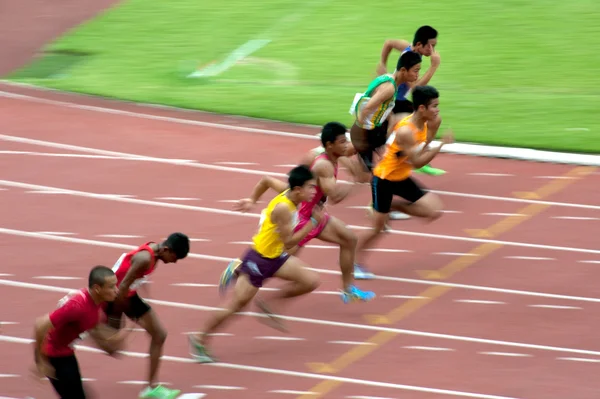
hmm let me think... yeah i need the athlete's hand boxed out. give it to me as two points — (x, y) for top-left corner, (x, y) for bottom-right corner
(430, 50), (441, 68)
(376, 62), (387, 75)
(233, 198), (254, 213)
(441, 130), (454, 145)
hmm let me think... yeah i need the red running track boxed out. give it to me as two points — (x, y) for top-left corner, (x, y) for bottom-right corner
(1, 84), (600, 399)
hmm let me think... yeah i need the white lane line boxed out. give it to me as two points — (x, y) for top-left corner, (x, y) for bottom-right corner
(4, 228), (600, 306)
(557, 357), (600, 363)
(528, 304), (582, 310)
(155, 197), (200, 201)
(183, 332), (234, 337)
(254, 336), (305, 341)
(1, 133), (599, 211)
(214, 161), (259, 166)
(3, 278), (600, 358)
(504, 256), (555, 261)
(3, 333), (524, 398)
(0, 322), (19, 325)
(347, 396), (396, 399)
(383, 295), (427, 299)
(482, 213), (525, 217)
(578, 260), (600, 264)
(275, 164), (298, 168)
(269, 390), (317, 395)
(193, 385), (246, 390)
(190, 238), (211, 242)
(404, 346), (454, 351)
(328, 341), (376, 346)
(96, 234), (143, 238)
(468, 173), (514, 177)
(454, 299), (506, 305)
(0, 273), (14, 277)
(435, 252), (479, 257)
(535, 176), (579, 180)
(552, 216), (599, 221)
(35, 231), (76, 236)
(5, 179), (600, 256)
(479, 352), (532, 357)
(171, 283), (217, 288)
(0, 374), (20, 378)
(441, 210), (463, 214)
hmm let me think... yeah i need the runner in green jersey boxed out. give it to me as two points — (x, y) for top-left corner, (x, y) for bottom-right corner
(349, 51), (422, 173)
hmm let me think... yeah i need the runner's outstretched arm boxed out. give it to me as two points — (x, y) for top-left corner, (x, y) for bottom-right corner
(234, 176), (289, 212)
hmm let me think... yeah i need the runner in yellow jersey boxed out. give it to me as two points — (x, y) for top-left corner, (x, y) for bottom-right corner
(353, 86), (454, 277)
(188, 165), (323, 363)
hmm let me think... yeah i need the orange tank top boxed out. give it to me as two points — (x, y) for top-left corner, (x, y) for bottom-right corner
(372, 115), (428, 181)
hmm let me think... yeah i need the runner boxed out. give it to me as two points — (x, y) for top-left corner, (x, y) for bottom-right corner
(103, 232), (190, 399)
(188, 165), (323, 363)
(376, 25), (445, 176)
(33, 265), (127, 399)
(223, 122), (375, 303)
(354, 85), (453, 278)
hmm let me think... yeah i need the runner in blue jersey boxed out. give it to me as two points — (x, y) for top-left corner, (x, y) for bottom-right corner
(376, 25), (445, 177)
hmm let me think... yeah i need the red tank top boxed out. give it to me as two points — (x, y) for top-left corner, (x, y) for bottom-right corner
(112, 242), (157, 296)
(298, 153), (338, 218)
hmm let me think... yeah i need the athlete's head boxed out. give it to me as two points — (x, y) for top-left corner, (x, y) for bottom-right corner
(412, 85), (440, 121)
(412, 25), (438, 56)
(159, 232), (190, 263)
(288, 165), (317, 203)
(396, 51), (422, 83)
(88, 265), (118, 302)
(321, 122), (348, 157)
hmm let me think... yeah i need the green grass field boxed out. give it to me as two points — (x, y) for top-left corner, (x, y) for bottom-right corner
(7, 0), (600, 152)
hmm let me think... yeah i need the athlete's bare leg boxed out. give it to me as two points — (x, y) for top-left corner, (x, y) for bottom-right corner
(315, 217), (357, 290)
(136, 310), (167, 388)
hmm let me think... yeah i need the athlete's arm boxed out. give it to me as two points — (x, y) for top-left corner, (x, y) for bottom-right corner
(311, 159), (353, 204)
(358, 82), (395, 125)
(33, 314), (53, 363)
(272, 203), (316, 250)
(116, 251), (151, 302)
(396, 126), (442, 169)
(410, 50), (440, 88)
(377, 39), (411, 74)
(235, 176), (289, 213)
(338, 156), (370, 183)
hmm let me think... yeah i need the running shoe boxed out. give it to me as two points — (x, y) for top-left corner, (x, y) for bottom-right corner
(341, 285), (376, 303)
(354, 264), (375, 280)
(219, 258), (242, 296)
(414, 164), (446, 176)
(188, 335), (216, 363)
(139, 385), (181, 399)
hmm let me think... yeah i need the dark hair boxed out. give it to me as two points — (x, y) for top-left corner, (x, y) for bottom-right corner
(413, 25), (438, 47)
(320, 122), (347, 147)
(396, 51), (422, 72)
(88, 265), (115, 288)
(163, 232), (190, 259)
(412, 85), (439, 109)
(288, 165), (314, 190)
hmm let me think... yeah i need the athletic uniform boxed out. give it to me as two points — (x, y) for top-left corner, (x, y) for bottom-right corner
(237, 190), (298, 288)
(349, 74), (398, 171)
(45, 289), (104, 399)
(371, 114), (428, 213)
(293, 153), (336, 247)
(392, 45), (416, 115)
(106, 242), (158, 320)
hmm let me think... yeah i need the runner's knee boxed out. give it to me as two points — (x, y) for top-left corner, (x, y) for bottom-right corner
(151, 326), (167, 345)
(303, 271), (321, 293)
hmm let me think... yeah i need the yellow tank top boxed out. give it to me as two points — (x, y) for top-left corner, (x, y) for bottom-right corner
(252, 190), (298, 259)
(373, 114), (428, 181)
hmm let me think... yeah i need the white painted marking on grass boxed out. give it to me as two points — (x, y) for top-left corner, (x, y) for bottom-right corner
(557, 357), (600, 363)
(35, 231), (75, 236)
(454, 299), (506, 305)
(482, 213), (525, 217)
(528, 304), (581, 310)
(155, 197), (200, 201)
(96, 234), (143, 239)
(269, 390), (317, 395)
(479, 352), (532, 357)
(33, 276), (81, 280)
(328, 341), (376, 346)
(505, 256), (555, 261)
(435, 252), (479, 257)
(1, 132), (598, 210)
(214, 161), (258, 166)
(171, 283), (217, 288)
(193, 385), (246, 390)
(254, 336), (305, 341)
(565, 128), (590, 131)
(6, 228), (600, 307)
(383, 295), (427, 299)
(4, 278), (600, 359)
(404, 346), (454, 352)
(468, 173), (514, 177)
(552, 216), (599, 221)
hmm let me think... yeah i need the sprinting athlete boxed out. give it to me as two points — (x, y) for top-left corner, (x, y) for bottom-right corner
(224, 122), (376, 303)
(376, 25), (445, 176)
(33, 265), (127, 399)
(354, 86), (453, 278)
(189, 165), (323, 363)
(103, 233), (190, 399)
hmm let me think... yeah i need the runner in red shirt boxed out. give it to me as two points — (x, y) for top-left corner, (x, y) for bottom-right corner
(33, 265), (124, 399)
(103, 232), (190, 399)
